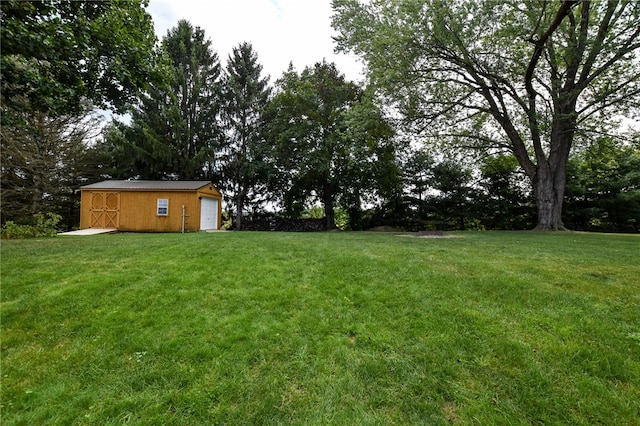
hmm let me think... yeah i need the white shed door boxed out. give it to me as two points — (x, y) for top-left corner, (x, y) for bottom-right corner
(200, 198), (218, 230)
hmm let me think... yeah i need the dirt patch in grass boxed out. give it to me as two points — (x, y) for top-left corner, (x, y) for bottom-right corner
(442, 400), (460, 424)
(366, 225), (402, 232)
(398, 231), (459, 239)
(415, 230), (458, 238)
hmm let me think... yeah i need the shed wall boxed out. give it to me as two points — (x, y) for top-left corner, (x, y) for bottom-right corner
(120, 190), (198, 232)
(80, 186), (222, 232)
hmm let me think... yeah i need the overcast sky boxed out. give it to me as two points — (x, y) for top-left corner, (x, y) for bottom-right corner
(147, 0), (365, 83)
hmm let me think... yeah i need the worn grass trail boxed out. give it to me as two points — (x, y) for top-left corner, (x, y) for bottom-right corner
(1, 231), (639, 424)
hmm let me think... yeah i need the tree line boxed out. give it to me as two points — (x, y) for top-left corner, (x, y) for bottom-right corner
(85, 21), (399, 231)
(2, 1), (638, 232)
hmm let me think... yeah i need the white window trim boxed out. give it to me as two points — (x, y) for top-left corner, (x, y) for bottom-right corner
(157, 198), (169, 216)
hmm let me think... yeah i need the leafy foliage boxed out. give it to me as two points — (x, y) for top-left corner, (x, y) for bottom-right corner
(1, 212), (62, 238)
(369, 150), (536, 231)
(264, 61), (397, 229)
(0, 0), (159, 229)
(477, 154), (535, 230)
(0, 110), (111, 229)
(332, 0), (640, 230)
(0, 0), (158, 116)
(429, 160), (478, 230)
(565, 137), (640, 232)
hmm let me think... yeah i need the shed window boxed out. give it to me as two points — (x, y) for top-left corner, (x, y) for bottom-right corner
(157, 198), (169, 216)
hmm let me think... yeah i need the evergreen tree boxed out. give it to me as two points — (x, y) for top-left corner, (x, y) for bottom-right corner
(430, 160), (477, 230)
(402, 148), (435, 220)
(478, 154), (534, 230)
(0, 110), (109, 229)
(108, 20), (222, 180)
(565, 137), (640, 232)
(221, 42), (271, 229)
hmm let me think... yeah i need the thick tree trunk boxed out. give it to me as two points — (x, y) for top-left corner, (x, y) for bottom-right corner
(532, 96), (577, 231)
(533, 166), (567, 231)
(533, 135), (571, 231)
(31, 178), (43, 215)
(236, 191), (244, 231)
(322, 182), (337, 230)
(31, 114), (46, 215)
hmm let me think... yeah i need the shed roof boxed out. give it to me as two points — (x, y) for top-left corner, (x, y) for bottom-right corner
(81, 180), (214, 191)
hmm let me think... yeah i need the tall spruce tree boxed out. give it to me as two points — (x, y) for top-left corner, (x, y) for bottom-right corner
(108, 20), (222, 180)
(221, 42), (271, 230)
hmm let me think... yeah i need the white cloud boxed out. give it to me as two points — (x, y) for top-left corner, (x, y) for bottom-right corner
(147, 0), (365, 83)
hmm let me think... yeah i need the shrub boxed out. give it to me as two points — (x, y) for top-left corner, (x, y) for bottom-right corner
(241, 215), (327, 232)
(1, 213), (62, 239)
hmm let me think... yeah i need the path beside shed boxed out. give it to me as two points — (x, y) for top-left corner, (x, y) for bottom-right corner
(59, 228), (117, 236)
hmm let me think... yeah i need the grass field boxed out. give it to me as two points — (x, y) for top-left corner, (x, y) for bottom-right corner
(1, 231), (639, 425)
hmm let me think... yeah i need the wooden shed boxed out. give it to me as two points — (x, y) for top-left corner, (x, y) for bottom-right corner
(80, 180), (223, 232)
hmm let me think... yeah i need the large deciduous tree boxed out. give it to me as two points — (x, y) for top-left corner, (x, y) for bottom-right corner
(1, 0), (158, 116)
(108, 20), (222, 180)
(221, 42), (271, 230)
(332, 0), (640, 230)
(1, 0), (159, 227)
(265, 61), (396, 229)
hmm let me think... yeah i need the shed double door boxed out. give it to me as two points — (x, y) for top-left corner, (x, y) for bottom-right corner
(199, 197), (218, 230)
(90, 192), (120, 228)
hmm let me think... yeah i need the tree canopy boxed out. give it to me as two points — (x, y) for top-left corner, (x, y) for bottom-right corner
(3, 4), (639, 234)
(1, 0), (158, 231)
(264, 61), (396, 229)
(332, 0), (640, 230)
(0, 110), (110, 229)
(0, 0), (158, 116)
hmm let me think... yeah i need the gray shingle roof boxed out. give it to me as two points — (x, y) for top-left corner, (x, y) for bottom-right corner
(81, 180), (213, 191)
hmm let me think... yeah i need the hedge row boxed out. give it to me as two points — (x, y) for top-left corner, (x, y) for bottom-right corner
(239, 217), (326, 232)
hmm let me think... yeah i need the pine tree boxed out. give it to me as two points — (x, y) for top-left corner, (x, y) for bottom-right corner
(221, 42), (271, 229)
(108, 20), (222, 180)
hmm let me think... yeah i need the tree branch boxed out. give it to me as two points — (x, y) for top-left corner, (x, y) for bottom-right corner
(525, 0), (579, 167)
(577, 0), (619, 85)
(577, 85), (640, 124)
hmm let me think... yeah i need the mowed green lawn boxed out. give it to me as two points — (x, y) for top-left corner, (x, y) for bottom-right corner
(1, 231), (639, 425)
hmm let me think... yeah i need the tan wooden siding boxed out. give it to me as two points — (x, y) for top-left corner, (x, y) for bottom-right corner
(88, 192), (120, 228)
(80, 186), (222, 232)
